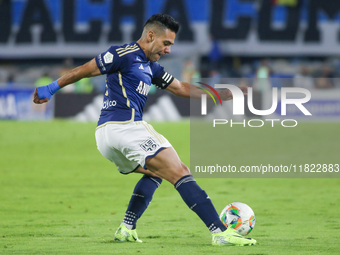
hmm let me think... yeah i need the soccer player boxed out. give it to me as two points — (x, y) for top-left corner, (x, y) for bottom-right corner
(33, 14), (255, 246)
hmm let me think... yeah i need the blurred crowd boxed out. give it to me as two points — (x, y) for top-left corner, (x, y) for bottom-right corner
(181, 37), (340, 90)
(0, 57), (107, 94)
(1, 53), (340, 93)
(196, 56), (340, 90)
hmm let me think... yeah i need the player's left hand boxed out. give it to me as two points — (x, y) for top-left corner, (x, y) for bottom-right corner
(33, 88), (49, 104)
(219, 86), (248, 101)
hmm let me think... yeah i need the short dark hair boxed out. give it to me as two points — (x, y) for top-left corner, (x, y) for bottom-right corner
(144, 14), (179, 34)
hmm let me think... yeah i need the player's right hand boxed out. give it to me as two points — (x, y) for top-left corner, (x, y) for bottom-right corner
(33, 88), (49, 104)
(33, 81), (60, 104)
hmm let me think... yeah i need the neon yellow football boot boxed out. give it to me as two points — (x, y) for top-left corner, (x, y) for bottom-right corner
(114, 224), (142, 243)
(212, 227), (256, 246)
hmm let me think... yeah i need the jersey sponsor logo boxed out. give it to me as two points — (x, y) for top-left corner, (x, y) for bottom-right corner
(136, 81), (151, 96)
(140, 137), (159, 152)
(103, 52), (113, 64)
(102, 99), (117, 109)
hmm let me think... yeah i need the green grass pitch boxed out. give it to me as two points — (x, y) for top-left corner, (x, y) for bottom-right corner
(0, 120), (339, 254)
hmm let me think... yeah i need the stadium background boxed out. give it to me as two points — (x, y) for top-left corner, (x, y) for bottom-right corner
(1, 0), (340, 120)
(1, 0), (340, 254)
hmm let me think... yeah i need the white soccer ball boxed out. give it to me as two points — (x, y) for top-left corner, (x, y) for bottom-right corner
(220, 202), (255, 235)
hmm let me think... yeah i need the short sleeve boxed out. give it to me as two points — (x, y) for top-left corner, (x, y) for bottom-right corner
(95, 46), (124, 74)
(150, 62), (164, 78)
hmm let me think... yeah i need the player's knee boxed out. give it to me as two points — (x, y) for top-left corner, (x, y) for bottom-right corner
(174, 162), (190, 177)
(169, 163), (191, 184)
(149, 172), (163, 179)
(180, 162), (191, 175)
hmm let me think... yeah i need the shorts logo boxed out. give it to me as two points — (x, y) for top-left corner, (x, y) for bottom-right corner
(103, 52), (113, 64)
(140, 138), (159, 152)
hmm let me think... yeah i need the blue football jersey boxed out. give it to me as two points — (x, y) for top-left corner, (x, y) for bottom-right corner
(95, 42), (172, 127)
